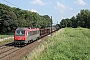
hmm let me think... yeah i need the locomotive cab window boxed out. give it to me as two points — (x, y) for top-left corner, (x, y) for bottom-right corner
(15, 30), (25, 36)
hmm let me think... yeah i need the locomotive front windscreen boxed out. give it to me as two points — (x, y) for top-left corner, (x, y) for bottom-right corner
(15, 30), (25, 36)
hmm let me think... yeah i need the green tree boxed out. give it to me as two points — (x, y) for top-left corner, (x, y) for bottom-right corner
(0, 3), (53, 33)
(76, 9), (90, 28)
(0, 3), (18, 33)
(71, 16), (77, 28)
(60, 9), (90, 28)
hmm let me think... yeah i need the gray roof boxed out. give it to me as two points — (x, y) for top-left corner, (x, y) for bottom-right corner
(16, 28), (28, 30)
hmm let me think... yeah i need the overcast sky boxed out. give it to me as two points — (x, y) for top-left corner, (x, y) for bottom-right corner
(0, 0), (90, 24)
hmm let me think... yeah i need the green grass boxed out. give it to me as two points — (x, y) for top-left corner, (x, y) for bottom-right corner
(0, 38), (14, 44)
(0, 33), (13, 39)
(22, 28), (90, 60)
(0, 33), (14, 44)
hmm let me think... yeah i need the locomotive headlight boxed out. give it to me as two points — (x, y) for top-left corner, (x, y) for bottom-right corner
(15, 37), (16, 39)
(23, 37), (25, 40)
(22, 37), (26, 40)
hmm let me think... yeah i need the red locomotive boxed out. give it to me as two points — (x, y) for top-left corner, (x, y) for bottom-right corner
(14, 27), (50, 45)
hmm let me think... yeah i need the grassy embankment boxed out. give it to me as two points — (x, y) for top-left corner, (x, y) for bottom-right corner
(0, 33), (14, 44)
(22, 28), (90, 60)
(0, 38), (14, 44)
(0, 33), (13, 39)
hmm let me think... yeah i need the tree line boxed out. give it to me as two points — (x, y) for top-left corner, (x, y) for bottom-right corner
(59, 9), (90, 28)
(0, 3), (52, 33)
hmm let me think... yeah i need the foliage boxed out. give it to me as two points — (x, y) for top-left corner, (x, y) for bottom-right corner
(30, 28), (90, 60)
(0, 3), (18, 33)
(0, 32), (13, 39)
(0, 3), (52, 33)
(0, 38), (13, 44)
(60, 9), (90, 28)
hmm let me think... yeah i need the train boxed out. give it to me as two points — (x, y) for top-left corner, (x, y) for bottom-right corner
(14, 26), (59, 45)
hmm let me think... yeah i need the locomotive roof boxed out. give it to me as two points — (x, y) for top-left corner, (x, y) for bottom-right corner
(16, 28), (27, 30)
(16, 27), (39, 31)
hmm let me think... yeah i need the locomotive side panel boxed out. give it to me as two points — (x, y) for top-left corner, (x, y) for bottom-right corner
(26, 30), (40, 42)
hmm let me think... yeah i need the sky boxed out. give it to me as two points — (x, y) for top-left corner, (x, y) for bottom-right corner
(0, 0), (90, 24)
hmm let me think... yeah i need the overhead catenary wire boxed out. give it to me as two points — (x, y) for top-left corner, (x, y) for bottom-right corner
(3, 0), (19, 8)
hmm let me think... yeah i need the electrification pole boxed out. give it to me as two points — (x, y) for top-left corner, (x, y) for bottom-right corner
(51, 16), (52, 36)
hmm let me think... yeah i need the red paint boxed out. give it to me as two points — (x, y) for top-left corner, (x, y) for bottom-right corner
(14, 36), (26, 40)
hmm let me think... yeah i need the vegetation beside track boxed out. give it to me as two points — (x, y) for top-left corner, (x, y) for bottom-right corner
(22, 28), (90, 60)
(0, 33), (13, 44)
(0, 33), (13, 39)
(0, 38), (13, 45)
(0, 35), (13, 39)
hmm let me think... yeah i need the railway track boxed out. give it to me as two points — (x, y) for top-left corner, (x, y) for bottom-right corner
(0, 43), (22, 60)
(0, 35), (51, 60)
(0, 31), (57, 60)
(0, 46), (7, 50)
